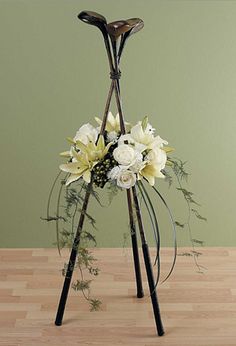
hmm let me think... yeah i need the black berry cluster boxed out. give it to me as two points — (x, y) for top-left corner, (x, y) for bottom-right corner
(92, 155), (117, 188)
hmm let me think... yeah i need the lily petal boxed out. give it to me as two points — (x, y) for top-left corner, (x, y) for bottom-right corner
(75, 140), (88, 154)
(103, 141), (113, 156)
(60, 151), (71, 158)
(131, 123), (145, 143)
(143, 174), (155, 186)
(66, 137), (75, 144)
(95, 116), (102, 125)
(60, 162), (83, 174)
(82, 170), (91, 183)
(97, 135), (105, 151)
(66, 173), (82, 186)
(163, 146), (174, 153)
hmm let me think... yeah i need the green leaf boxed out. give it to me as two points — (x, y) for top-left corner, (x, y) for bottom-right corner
(88, 267), (100, 276)
(191, 250), (202, 257)
(175, 221), (185, 228)
(141, 116), (149, 131)
(178, 252), (193, 257)
(89, 299), (102, 312)
(162, 170), (173, 187)
(192, 238), (205, 246)
(176, 188), (200, 206)
(72, 279), (92, 291)
(82, 231), (97, 245)
(77, 248), (97, 268)
(168, 158), (189, 181)
(106, 182), (121, 204)
(191, 209), (207, 222)
(66, 136), (75, 144)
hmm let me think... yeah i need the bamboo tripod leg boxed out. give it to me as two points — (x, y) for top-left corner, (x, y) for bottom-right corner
(112, 72), (164, 335)
(101, 79), (144, 298)
(126, 189), (144, 298)
(132, 186), (164, 336)
(55, 185), (92, 326)
(113, 80), (144, 298)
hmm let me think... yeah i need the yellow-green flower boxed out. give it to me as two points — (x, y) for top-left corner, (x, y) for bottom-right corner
(60, 135), (112, 186)
(140, 148), (167, 186)
(60, 149), (95, 185)
(95, 111), (131, 133)
(140, 162), (164, 186)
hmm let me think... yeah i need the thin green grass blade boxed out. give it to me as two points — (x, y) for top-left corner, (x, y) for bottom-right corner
(46, 170), (62, 220)
(150, 183), (177, 283)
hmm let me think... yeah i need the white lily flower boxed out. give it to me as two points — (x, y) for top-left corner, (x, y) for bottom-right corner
(141, 147), (167, 185)
(149, 135), (168, 150)
(145, 122), (155, 135)
(95, 111), (131, 133)
(129, 121), (169, 152)
(60, 135), (111, 186)
(60, 148), (95, 186)
(145, 147), (167, 169)
(131, 123), (156, 147)
(118, 133), (147, 153)
(60, 146), (74, 158)
(74, 123), (99, 145)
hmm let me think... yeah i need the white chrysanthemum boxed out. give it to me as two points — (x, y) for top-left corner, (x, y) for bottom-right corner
(129, 152), (146, 173)
(107, 131), (118, 143)
(107, 166), (121, 180)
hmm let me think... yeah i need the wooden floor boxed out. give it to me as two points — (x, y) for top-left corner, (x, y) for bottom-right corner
(0, 247), (236, 346)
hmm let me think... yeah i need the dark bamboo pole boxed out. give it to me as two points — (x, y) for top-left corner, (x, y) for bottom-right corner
(132, 186), (164, 336)
(110, 37), (144, 299)
(99, 28), (144, 299)
(126, 189), (144, 298)
(55, 182), (92, 326)
(55, 42), (143, 327)
(111, 69), (164, 333)
(100, 81), (114, 135)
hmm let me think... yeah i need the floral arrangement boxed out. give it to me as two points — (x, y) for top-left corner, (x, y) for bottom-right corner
(60, 113), (172, 190)
(43, 112), (206, 311)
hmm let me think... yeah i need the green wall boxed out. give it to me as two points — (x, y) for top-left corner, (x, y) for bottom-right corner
(1, 0), (236, 248)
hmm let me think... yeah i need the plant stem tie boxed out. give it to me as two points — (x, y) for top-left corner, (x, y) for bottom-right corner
(110, 71), (121, 80)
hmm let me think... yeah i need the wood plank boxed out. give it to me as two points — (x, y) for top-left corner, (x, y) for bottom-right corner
(0, 247), (236, 345)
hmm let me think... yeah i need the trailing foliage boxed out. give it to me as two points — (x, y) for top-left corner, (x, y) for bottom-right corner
(42, 172), (130, 311)
(106, 182), (122, 205)
(42, 173), (102, 311)
(42, 155), (207, 311)
(163, 157), (207, 273)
